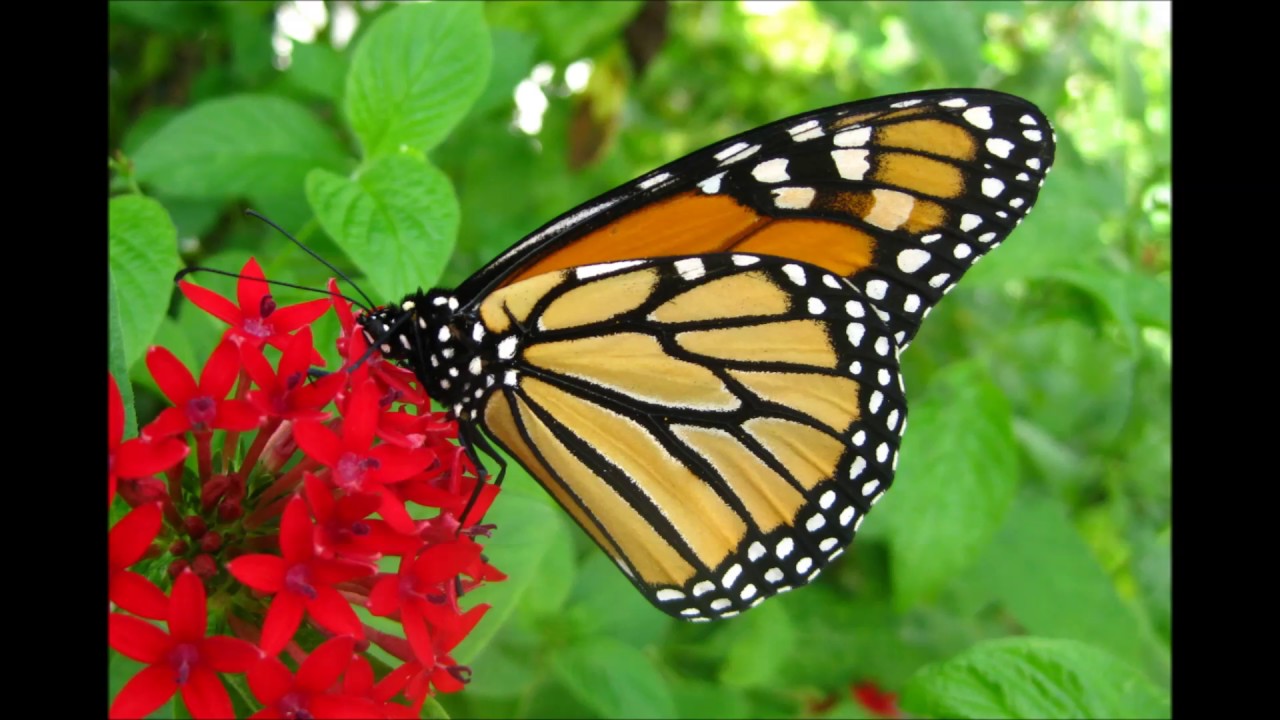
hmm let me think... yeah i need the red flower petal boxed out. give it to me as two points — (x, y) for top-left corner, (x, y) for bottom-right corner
(250, 707), (286, 720)
(200, 339), (243, 399)
(296, 635), (355, 693)
(141, 407), (192, 440)
(248, 656), (294, 705)
(376, 489), (417, 535)
(213, 398), (263, 431)
(400, 606), (435, 667)
(291, 372), (345, 413)
(307, 586), (365, 638)
(260, 592), (306, 656)
(147, 346), (198, 405)
(110, 664), (178, 720)
(114, 436), (190, 477)
(269, 298), (331, 332)
(180, 280), (244, 327)
(414, 540), (482, 585)
(180, 666), (235, 720)
(237, 258), (270, 320)
(110, 572), (170, 620)
(310, 694), (384, 719)
(366, 575), (400, 617)
(303, 473), (335, 522)
(228, 554), (287, 593)
(292, 419), (343, 467)
(343, 381), (381, 451)
(438, 604), (489, 654)
(109, 503), (163, 570)
(200, 635), (262, 672)
(279, 496), (314, 563)
(109, 613), (173, 663)
(168, 571), (208, 642)
(344, 656), (374, 696)
(368, 445), (435, 484)
(239, 343), (278, 393)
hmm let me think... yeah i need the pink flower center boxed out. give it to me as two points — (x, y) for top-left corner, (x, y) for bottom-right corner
(242, 316), (274, 339)
(285, 564), (317, 600)
(184, 396), (217, 430)
(334, 453), (380, 491)
(167, 642), (201, 685)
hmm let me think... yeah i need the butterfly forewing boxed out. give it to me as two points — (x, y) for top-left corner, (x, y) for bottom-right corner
(459, 90), (1055, 352)
(473, 255), (905, 620)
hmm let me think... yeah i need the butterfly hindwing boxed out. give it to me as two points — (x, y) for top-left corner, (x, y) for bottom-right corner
(472, 254), (905, 620)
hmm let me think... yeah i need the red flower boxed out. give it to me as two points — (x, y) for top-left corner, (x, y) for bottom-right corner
(109, 571), (261, 719)
(227, 497), (374, 655)
(109, 373), (189, 507)
(293, 379), (436, 533)
(852, 681), (902, 718)
(247, 636), (380, 719)
(144, 340), (263, 439)
(241, 327), (345, 422)
(180, 257), (329, 356)
(303, 473), (421, 565)
(109, 503), (170, 619)
(367, 540), (485, 666)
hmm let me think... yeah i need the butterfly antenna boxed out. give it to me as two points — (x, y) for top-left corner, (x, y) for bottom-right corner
(174, 266), (371, 311)
(243, 209), (378, 310)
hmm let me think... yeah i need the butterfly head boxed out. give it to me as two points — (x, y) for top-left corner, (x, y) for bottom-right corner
(357, 290), (501, 420)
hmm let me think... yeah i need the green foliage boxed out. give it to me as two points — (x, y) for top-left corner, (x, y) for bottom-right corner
(109, 1), (1170, 718)
(901, 637), (1170, 719)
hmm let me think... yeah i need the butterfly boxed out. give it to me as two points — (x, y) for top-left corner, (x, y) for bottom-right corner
(357, 89), (1055, 622)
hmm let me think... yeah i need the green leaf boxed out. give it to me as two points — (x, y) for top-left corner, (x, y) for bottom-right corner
(670, 678), (754, 719)
(531, 1), (644, 63)
(306, 152), (459, 300)
(716, 600), (796, 689)
(345, 2), (492, 158)
(876, 360), (1018, 608)
(133, 94), (349, 200)
(109, 195), (179, 371)
(451, 472), (573, 665)
(108, 273), (137, 439)
(550, 636), (676, 718)
(955, 493), (1170, 682)
(285, 41), (348, 103)
(563, 551), (670, 649)
(901, 637), (1170, 719)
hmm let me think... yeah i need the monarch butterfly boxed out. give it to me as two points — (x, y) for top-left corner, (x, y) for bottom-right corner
(357, 89), (1055, 622)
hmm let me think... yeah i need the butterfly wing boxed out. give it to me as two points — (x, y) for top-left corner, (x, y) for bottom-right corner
(473, 254), (904, 620)
(457, 88), (1055, 350)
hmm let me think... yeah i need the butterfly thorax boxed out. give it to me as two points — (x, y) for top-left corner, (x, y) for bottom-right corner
(356, 289), (502, 420)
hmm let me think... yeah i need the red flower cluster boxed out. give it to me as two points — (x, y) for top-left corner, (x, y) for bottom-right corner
(108, 258), (505, 719)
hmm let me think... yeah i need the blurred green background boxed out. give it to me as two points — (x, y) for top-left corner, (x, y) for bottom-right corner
(109, 2), (1170, 718)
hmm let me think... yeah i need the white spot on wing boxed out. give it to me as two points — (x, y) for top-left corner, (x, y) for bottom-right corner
(1023, 129), (1044, 142)
(752, 158), (790, 183)
(638, 172), (672, 190)
(720, 143), (761, 165)
(831, 148), (870, 180)
(697, 172), (726, 194)
(576, 260), (645, 279)
(655, 589), (684, 602)
(960, 213), (982, 232)
(982, 178), (1005, 198)
(675, 258), (706, 280)
(498, 337), (519, 360)
(954, 243), (972, 259)
(897, 249), (930, 273)
(986, 138), (1014, 158)
(833, 126), (872, 147)
(771, 186), (816, 209)
(963, 106), (993, 130)
(782, 264), (807, 286)
(714, 142), (749, 161)
(865, 280), (888, 300)
(939, 98), (969, 108)
(732, 254), (759, 266)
